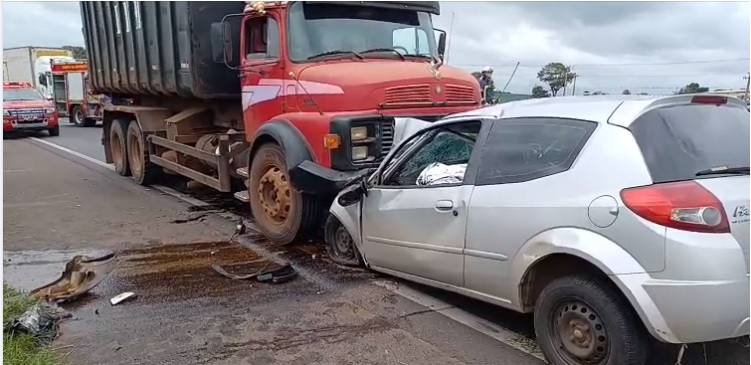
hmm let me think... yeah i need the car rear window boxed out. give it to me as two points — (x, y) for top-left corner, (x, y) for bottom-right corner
(629, 104), (750, 183)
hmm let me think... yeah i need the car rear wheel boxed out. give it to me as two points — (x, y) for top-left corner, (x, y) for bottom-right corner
(109, 118), (130, 176)
(534, 275), (648, 365)
(324, 214), (364, 266)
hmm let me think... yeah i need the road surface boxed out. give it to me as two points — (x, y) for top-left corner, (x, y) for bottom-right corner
(3, 123), (748, 365)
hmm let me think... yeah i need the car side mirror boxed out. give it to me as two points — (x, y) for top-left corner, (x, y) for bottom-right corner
(435, 29), (447, 61)
(337, 183), (365, 207)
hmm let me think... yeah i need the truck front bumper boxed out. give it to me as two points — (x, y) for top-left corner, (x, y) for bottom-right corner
(289, 160), (373, 196)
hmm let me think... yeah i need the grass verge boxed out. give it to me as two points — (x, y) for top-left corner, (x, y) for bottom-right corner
(3, 283), (60, 365)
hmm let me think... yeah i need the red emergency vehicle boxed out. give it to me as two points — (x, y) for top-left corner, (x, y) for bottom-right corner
(50, 61), (104, 127)
(3, 82), (60, 136)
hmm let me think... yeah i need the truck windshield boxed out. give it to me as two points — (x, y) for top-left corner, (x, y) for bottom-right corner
(287, 2), (438, 62)
(3, 89), (44, 101)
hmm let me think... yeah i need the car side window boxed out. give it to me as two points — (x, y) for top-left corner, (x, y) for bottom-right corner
(383, 121), (482, 187)
(476, 118), (596, 185)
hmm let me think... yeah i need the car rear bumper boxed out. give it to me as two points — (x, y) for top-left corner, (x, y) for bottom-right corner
(620, 273), (750, 344)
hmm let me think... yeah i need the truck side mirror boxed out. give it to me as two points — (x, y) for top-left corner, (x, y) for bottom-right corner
(38, 73), (48, 87)
(212, 13), (244, 70)
(435, 29), (447, 61)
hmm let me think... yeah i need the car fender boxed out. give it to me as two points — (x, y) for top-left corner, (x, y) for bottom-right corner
(328, 193), (368, 266)
(508, 227), (678, 343)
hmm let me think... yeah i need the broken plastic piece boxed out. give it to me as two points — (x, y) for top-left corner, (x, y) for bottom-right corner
(212, 260), (270, 280)
(257, 263), (297, 284)
(110, 292), (137, 306)
(30, 253), (118, 303)
(8, 303), (70, 346)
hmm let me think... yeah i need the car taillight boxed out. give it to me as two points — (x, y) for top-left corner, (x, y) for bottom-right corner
(690, 95), (727, 105)
(620, 181), (730, 234)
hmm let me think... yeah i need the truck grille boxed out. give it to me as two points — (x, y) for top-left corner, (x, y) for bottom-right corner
(445, 85), (476, 102)
(380, 121), (395, 159)
(384, 85), (431, 104)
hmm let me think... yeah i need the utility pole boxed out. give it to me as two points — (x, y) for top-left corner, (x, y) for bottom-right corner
(445, 11), (456, 65)
(571, 74), (577, 96)
(562, 71), (568, 96)
(744, 72), (750, 102)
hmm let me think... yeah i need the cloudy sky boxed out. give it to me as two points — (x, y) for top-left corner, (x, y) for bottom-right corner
(3, 1), (749, 95)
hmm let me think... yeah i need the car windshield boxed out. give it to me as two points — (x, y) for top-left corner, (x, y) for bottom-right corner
(4, 88), (44, 101)
(287, 2), (438, 62)
(629, 104), (750, 183)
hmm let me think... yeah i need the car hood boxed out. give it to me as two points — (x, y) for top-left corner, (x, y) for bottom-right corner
(4, 100), (52, 109)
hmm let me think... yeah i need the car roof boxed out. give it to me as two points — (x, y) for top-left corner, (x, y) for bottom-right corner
(437, 94), (748, 127)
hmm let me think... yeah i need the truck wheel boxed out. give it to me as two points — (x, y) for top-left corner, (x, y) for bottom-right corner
(534, 275), (648, 365)
(126, 120), (159, 185)
(324, 214), (364, 267)
(249, 143), (318, 245)
(71, 106), (84, 126)
(109, 119), (130, 176)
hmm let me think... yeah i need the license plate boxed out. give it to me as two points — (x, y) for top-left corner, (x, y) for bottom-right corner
(21, 115), (39, 121)
(15, 122), (46, 128)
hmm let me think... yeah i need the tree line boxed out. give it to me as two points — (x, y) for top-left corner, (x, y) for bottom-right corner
(526, 62), (711, 98)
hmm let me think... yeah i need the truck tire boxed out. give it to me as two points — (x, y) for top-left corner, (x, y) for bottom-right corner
(109, 119), (130, 176)
(126, 120), (159, 185)
(71, 106), (84, 126)
(249, 143), (319, 245)
(534, 275), (648, 365)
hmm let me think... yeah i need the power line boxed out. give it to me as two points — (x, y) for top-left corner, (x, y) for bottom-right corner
(452, 58), (750, 69)
(576, 73), (721, 78)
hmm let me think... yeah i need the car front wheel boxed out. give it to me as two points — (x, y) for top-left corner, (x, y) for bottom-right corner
(534, 275), (648, 365)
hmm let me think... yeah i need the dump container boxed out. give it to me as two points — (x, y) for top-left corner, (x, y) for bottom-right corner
(80, 1), (244, 99)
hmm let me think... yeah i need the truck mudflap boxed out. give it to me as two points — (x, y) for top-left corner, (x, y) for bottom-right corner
(289, 160), (373, 197)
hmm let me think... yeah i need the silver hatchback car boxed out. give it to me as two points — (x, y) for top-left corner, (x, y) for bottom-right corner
(320, 94), (750, 365)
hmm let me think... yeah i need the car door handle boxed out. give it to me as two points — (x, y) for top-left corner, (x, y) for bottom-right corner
(435, 200), (454, 211)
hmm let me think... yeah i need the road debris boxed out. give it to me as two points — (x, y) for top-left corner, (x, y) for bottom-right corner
(212, 259), (270, 280)
(30, 253), (118, 303)
(7, 302), (70, 345)
(213, 260), (298, 284)
(110, 292), (137, 306)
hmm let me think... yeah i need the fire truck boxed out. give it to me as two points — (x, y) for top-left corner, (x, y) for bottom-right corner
(80, 1), (481, 245)
(49, 60), (104, 127)
(3, 82), (60, 136)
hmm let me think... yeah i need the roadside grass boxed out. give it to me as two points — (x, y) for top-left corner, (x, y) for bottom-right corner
(3, 283), (60, 365)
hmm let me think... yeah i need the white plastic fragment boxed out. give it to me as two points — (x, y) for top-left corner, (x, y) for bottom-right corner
(109, 292), (137, 306)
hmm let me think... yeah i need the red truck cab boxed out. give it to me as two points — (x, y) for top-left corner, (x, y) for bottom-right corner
(3, 82), (60, 136)
(81, 1), (480, 245)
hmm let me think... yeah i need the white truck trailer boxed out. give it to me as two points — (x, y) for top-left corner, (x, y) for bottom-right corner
(2, 46), (75, 99)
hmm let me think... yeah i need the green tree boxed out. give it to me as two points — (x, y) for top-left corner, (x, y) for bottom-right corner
(62, 45), (87, 60)
(591, 91), (608, 95)
(677, 82), (709, 94)
(531, 85), (551, 98)
(622, 89), (631, 95)
(536, 62), (576, 96)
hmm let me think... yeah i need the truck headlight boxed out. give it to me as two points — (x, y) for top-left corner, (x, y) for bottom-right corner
(352, 146), (369, 161)
(351, 126), (368, 141)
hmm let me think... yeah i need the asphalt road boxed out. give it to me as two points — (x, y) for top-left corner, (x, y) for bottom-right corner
(3, 128), (544, 365)
(4, 124), (748, 365)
